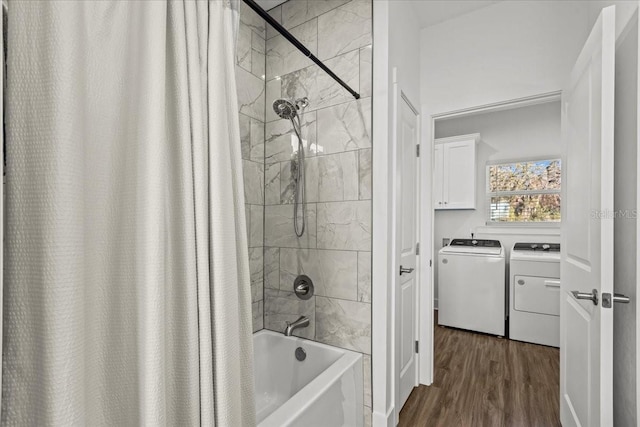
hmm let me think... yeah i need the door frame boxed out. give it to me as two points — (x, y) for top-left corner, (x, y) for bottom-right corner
(419, 90), (562, 385)
(636, 7), (640, 421)
(371, 60), (421, 426)
(392, 79), (421, 419)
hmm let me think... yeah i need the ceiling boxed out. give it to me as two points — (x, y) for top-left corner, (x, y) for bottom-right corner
(254, 0), (500, 28)
(411, 1), (500, 28)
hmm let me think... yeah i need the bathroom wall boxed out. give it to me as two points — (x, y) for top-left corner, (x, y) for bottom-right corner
(262, 0), (373, 416)
(432, 101), (562, 304)
(236, 3), (266, 332)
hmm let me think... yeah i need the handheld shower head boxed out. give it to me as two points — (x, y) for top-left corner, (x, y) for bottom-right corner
(273, 98), (297, 120)
(271, 97), (311, 237)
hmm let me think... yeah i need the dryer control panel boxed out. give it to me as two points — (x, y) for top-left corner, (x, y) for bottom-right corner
(513, 242), (560, 252)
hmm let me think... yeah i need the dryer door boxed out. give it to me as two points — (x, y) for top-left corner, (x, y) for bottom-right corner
(514, 275), (560, 316)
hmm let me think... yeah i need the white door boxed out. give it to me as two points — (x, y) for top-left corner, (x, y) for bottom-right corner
(560, 5), (615, 427)
(395, 90), (419, 414)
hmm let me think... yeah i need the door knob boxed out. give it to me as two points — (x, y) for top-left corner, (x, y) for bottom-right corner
(571, 289), (598, 306)
(399, 266), (415, 275)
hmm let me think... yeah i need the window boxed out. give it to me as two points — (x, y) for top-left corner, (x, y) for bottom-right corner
(487, 159), (561, 223)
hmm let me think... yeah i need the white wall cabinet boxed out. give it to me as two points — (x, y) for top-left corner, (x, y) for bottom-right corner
(433, 134), (478, 209)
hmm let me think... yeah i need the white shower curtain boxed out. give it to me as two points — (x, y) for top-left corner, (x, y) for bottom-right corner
(2, 1), (255, 426)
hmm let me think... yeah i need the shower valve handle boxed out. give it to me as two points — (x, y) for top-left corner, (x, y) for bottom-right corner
(295, 283), (309, 295)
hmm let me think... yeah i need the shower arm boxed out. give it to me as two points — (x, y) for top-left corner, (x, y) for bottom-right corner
(241, 0), (361, 100)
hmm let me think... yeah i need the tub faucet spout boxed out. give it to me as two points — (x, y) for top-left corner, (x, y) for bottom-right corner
(284, 316), (309, 336)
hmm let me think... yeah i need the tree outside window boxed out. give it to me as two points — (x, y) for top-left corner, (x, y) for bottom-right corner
(487, 159), (561, 223)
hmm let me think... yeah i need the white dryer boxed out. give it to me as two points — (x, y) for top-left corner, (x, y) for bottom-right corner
(438, 239), (506, 336)
(509, 242), (560, 347)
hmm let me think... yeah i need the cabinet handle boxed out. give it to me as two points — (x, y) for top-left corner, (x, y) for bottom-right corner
(544, 280), (560, 289)
(444, 201), (448, 205)
(438, 201), (442, 205)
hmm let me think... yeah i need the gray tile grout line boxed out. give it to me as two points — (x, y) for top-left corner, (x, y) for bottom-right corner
(265, 147), (373, 165)
(356, 143), (361, 203)
(262, 325), (371, 356)
(269, 0), (355, 40)
(264, 198), (372, 206)
(265, 12), (369, 81)
(269, 247), (371, 254)
(356, 251), (362, 301)
(265, 286), (371, 307)
(260, 20), (267, 327)
(264, 21), (368, 84)
(265, 247), (371, 254)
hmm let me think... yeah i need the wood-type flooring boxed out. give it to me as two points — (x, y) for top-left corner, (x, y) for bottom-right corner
(398, 313), (560, 427)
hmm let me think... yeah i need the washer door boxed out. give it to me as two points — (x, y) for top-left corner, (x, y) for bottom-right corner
(514, 275), (560, 316)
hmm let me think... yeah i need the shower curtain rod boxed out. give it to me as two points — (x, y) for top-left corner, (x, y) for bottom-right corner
(241, 0), (361, 100)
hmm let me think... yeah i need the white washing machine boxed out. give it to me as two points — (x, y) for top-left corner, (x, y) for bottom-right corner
(509, 242), (560, 347)
(438, 239), (506, 336)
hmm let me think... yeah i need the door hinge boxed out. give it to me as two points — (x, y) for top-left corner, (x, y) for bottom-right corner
(415, 341), (419, 353)
(416, 144), (420, 157)
(429, 259), (432, 267)
(416, 242), (420, 255)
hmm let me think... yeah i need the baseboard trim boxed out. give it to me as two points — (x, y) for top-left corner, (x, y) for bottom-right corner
(372, 406), (395, 427)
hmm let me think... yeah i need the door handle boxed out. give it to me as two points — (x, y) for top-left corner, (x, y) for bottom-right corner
(399, 266), (415, 275)
(571, 289), (598, 306)
(613, 293), (631, 304)
(602, 292), (631, 308)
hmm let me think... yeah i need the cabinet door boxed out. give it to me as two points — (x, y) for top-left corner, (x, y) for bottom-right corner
(433, 144), (444, 208)
(443, 140), (475, 209)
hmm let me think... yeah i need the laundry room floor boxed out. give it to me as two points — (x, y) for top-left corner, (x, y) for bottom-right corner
(399, 312), (560, 426)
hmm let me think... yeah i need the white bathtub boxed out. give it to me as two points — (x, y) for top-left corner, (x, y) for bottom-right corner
(253, 329), (363, 427)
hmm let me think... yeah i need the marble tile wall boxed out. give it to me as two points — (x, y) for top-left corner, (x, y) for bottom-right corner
(263, 0), (373, 419)
(237, 3), (266, 333)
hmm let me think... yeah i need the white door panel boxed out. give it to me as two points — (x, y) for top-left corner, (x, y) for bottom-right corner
(444, 141), (475, 209)
(400, 277), (415, 371)
(401, 119), (416, 256)
(563, 295), (592, 426)
(433, 145), (443, 208)
(560, 5), (615, 427)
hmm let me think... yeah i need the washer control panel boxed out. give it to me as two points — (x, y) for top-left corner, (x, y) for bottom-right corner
(450, 238), (501, 248)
